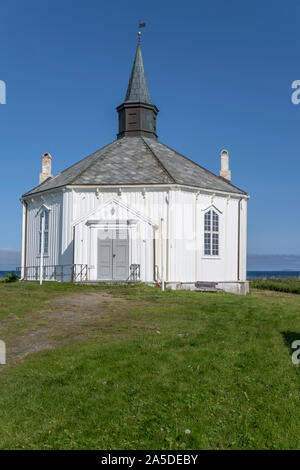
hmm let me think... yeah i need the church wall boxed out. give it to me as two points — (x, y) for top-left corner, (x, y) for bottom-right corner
(168, 189), (196, 282)
(23, 191), (63, 278)
(71, 187), (169, 223)
(60, 189), (74, 269)
(71, 187), (169, 282)
(22, 185), (247, 286)
(239, 198), (248, 281)
(69, 186), (247, 284)
(168, 189), (246, 283)
(197, 193), (240, 282)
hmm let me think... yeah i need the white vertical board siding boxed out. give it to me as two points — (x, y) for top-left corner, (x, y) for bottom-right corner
(23, 185), (247, 284)
(168, 189), (196, 282)
(71, 187), (247, 283)
(25, 191), (63, 272)
(226, 198), (239, 281)
(183, 190), (196, 282)
(61, 189), (74, 268)
(21, 202), (27, 278)
(197, 194), (240, 282)
(72, 188), (168, 282)
(239, 198), (247, 281)
(173, 190), (243, 283)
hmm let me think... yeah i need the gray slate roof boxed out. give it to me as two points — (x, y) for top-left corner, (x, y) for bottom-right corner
(124, 44), (152, 104)
(23, 136), (247, 197)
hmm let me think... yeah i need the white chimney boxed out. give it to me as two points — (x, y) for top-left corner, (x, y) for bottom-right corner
(39, 152), (52, 184)
(219, 149), (231, 182)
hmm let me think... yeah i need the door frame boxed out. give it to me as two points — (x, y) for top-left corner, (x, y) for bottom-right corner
(87, 219), (138, 281)
(97, 227), (129, 280)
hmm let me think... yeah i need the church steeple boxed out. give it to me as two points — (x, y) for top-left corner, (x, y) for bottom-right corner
(117, 44), (158, 139)
(124, 44), (152, 104)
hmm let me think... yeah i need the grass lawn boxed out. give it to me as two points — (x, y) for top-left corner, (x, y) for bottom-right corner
(0, 282), (300, 449)
(251, 277), (300, 295)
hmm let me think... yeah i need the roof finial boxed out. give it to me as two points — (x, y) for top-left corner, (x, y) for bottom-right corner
(138, 20), (146, 44)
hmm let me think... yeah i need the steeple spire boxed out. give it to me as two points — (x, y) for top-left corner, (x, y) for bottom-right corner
(124, 44), (152, 104)
(116, 43), (158, 139)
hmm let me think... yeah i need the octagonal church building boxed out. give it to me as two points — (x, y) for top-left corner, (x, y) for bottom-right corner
(20, 43), (249, 294)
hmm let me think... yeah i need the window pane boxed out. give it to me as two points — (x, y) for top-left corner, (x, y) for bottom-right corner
(212, 233), (219, 256)
(213, 211), (219, 232)
(204, 233), (211, 255)
(204, 211), (211, 231)
(39, 210), (49, 255)
(44, 211), (49, 231)
(44, 231), (49, 254)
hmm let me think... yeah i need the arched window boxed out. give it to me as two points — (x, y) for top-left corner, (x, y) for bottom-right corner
(204, 210), (219, 256)
(39, 209), (49, 255)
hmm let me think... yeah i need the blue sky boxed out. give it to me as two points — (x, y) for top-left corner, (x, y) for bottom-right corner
(0, 0), (300, 268)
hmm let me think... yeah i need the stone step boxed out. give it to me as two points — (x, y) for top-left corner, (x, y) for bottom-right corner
(194, 281), (221, 292)
(194, 287), (220, 292)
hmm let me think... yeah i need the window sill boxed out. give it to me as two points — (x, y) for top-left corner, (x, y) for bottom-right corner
(202, 256), (221, 260)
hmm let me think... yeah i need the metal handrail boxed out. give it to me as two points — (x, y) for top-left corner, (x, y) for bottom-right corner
(16, 264), (88, 282)
(129, 264), (140, 281)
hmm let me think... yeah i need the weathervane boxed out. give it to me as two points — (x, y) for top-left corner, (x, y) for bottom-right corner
(138, 21), (146, 44)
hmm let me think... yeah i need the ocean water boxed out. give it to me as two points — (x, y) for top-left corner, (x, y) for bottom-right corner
(247, 271), (300, 279)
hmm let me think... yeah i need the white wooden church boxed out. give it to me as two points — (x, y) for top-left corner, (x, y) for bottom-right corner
(20, 43), (249, 294)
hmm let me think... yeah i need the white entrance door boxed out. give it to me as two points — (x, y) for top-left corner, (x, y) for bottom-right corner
(97, 229), (129, 280)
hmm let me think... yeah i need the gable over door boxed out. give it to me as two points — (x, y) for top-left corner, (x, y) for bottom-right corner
(97, 229), (129, 280)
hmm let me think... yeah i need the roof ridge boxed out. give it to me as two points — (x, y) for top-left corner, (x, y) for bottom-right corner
(141, 137), (176, 183)
(153, 139), (247, 195)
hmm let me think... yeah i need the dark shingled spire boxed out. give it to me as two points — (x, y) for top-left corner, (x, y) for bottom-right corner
(116, 44), (158, 139)
(124, 44), (152, 104)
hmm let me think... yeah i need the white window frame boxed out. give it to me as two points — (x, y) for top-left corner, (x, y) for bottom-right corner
(203, 209), (219, 257)
(38, 209), (50, 255)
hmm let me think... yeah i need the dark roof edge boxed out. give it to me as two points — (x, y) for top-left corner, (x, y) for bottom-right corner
(21, 183), (66, 199)
(21, 176), (53, 197)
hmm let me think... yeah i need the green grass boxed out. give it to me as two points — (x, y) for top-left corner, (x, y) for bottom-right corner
(251, 277), (300, 295)
(0, 282), (300, 449)
(0, 280), (100, 342)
